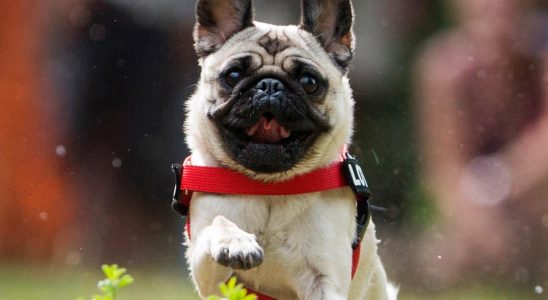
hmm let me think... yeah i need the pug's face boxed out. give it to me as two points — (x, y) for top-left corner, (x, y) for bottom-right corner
(186, 0), (356, 179)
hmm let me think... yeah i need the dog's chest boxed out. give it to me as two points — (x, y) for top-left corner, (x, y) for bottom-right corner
(190, 189), (357, 298)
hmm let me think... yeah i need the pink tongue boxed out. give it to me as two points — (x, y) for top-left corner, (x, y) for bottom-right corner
(246, 117), (291, 143)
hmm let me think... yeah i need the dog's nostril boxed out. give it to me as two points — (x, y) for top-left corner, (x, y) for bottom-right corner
(256, 78), (284, 94)
(257, 80), (268, 92)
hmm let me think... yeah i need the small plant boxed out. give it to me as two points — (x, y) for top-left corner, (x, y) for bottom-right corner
(78, 264), (134, 300)
(207, 277), (257, 300)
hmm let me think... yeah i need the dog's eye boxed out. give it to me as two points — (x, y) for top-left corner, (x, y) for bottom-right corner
(300, 74), (318, 94)
(225, 69), (243, 88)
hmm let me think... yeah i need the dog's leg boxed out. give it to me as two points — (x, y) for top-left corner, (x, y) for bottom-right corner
(293, 246), (352, 300)
(188, 215), (264, 299)
(349, 221), (398, 300)
(297, 271), (350, 300)
(307, 285), (347, 300)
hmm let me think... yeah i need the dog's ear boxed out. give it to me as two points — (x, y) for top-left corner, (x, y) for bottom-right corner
(300, 0), (354, 70)
(194, 0), (254, 58)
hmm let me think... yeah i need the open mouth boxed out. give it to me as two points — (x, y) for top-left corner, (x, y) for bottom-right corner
(245, 113), (292, 144)
(219, 111), (322, 173)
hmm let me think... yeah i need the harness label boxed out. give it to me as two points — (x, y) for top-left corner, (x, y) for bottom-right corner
(343, 153), (371, 198)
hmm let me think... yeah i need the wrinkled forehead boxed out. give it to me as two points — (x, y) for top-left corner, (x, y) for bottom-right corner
(202, 23), (334, 75)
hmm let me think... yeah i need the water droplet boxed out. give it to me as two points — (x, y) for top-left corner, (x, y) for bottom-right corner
(437, 255), (442, 260)
(460, 156), (511, 206)
(371, 149), (380, 165)
(112, 158), (122, 168)
(89, 23), (106, 42)
(65, 251), (82, 266)
(55, 145), (66, 157)
(534, 285), (543, 294)
(39, 212), (48, 220)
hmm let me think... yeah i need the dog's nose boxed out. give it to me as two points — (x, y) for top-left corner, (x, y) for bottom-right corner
(256, 78), (284, 94)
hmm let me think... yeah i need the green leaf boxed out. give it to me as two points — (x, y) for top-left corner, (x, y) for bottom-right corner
(219, 282), (229, 296)
(234, 286), (247, 298)
(80, 264), (134, 300)
(112, 267), (127, 280)
(101, 265), (114, 279)
(227, 277), (237, 289)
(98, 279), (115, 295)
(118, 275), (134, 288)
(208, 277), (259, 300)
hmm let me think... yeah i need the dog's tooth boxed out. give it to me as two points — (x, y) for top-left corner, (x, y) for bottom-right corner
(246, 123), (260, 136)
(280, 127), (291, 138)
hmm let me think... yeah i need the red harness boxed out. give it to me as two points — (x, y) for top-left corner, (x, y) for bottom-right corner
(172, 155), (370, 300)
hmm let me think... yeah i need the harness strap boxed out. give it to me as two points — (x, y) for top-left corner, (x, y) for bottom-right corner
(181, 156), (348, 195)
(171, 154), (371, 300)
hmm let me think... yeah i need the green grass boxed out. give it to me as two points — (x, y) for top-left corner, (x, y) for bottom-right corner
(0, 264), (541, 300)
(399, 284), (538, 300)
(0, 264), (196, 300)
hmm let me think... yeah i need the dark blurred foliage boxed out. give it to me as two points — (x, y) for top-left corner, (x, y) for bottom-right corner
(45, 0), (198, 266)
(352, 1), (447, 229)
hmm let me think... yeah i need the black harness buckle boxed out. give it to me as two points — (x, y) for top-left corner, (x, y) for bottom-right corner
(343, 153), (372, 249)
(171, 163), (188, 216)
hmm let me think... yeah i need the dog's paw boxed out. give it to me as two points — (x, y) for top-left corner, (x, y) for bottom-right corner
(209, 225), (264, 270)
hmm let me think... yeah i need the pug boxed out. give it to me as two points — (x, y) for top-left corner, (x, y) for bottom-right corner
(181, 0), (398, 299)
